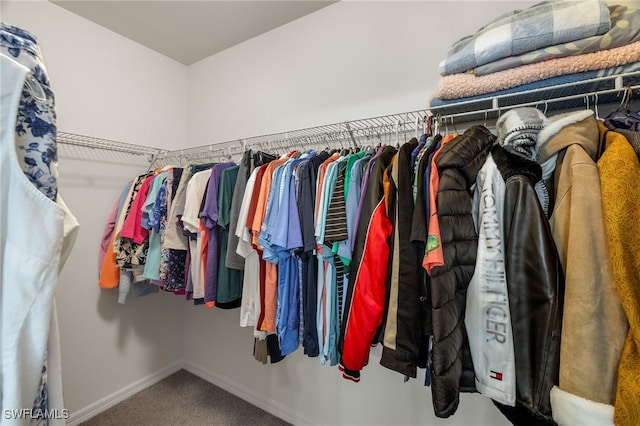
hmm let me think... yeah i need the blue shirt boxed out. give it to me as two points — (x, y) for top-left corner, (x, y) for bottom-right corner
(273, 159), (306, 356)
(271, 159), (303, 251)
(259, 162), (287, 263)
(142, 173), (168, 281)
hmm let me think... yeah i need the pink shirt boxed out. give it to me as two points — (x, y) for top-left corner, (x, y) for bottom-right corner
(121, 174), (154, 244)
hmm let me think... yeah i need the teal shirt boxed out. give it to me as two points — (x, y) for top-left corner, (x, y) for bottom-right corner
(142, 172), (168, 281)
(344, 151), (366, 199)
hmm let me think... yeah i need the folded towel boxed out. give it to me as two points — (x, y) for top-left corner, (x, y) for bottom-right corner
(476, 5), (640, 76)
(432, 40), (640, 100)
(439, 0), (611, 76)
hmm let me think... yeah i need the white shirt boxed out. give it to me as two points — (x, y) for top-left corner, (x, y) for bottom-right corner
(236, 168), (264, 338)
(181, 170), (211, 234)
(181, 170), (211, 300)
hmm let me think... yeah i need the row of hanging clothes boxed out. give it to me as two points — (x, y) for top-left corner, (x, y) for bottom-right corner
(99, 99), (640, 426)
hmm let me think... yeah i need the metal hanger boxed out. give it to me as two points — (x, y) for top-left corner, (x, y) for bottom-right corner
(395, 120), (400, 148)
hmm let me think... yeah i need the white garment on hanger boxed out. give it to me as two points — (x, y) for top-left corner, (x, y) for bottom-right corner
(181, 169), (211, 300)
(236, 168), (262, 336)
(1, 53), (78, 425)
(47, 195), (79, 426)
(466, 153), (516, 407)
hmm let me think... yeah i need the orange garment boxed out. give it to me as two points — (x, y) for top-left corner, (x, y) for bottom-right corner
(246, 165), (267, 230)
(248, 166), (269, 331)
(251, 158), (286, 333)
(99, 185), (134, 289)
(383, 154), (397, 213)
(261, 262), (278, 332)
(99, 235), (120, 289)
(423, 134), (456, 274)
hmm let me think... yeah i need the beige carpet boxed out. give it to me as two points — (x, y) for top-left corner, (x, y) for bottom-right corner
(80, 370), (291, 426)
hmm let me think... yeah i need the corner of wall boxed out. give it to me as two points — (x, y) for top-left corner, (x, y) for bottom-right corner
(67, 362), (183, 426)
(181, 360), (318, 426)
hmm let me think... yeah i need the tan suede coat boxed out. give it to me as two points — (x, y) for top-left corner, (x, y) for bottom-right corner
(537, 112), (627, 408)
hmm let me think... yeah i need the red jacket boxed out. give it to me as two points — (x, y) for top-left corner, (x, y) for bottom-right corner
(339, 146), (397, 373)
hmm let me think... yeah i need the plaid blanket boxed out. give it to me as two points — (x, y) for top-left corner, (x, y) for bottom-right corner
(432, 40), (640, 100)
(439, 0), (611, 76)
(476, 5), (640, 76)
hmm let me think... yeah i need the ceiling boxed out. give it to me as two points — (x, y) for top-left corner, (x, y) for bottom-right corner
(50, 1), (336, 65)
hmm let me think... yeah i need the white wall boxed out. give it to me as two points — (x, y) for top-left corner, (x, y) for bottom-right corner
(1, 0), (188, 417)
(184, 2), (534, 425)
(2, 1), (188, 150)
(187, 1), (537, 146)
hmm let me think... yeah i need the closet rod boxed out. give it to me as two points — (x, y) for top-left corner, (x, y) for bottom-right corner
(57, 132), (167, 157)
(154, 143), (246, 167)
(150, 111), (430, 167)
(429, 70), (640, 119)
(152, 72), (640, 165)
(149, 110), (430, 168)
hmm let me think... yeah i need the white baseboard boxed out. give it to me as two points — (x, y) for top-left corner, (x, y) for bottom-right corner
(67, 360), (315, 425)
(67, 362), (182, 426)
(182, 360), (317, 426)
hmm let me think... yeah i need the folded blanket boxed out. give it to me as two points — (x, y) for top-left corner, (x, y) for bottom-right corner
(432, 40), (640, 100)
(476, 5), (640, 76)
(439, 0), (611, 76)
(429, 63), (640, 111)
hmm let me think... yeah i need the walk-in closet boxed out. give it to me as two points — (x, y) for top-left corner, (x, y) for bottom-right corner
(2, 1), (640, 425)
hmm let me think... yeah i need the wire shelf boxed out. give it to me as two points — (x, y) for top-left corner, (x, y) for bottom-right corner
(56, 70), (640, 168)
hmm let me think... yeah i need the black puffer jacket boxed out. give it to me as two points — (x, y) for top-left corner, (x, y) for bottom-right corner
(430, 125), (495, 418)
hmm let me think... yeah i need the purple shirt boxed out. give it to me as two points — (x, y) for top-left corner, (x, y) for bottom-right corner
(200, 162), (236, 305)
(353, 148), (382, 237)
